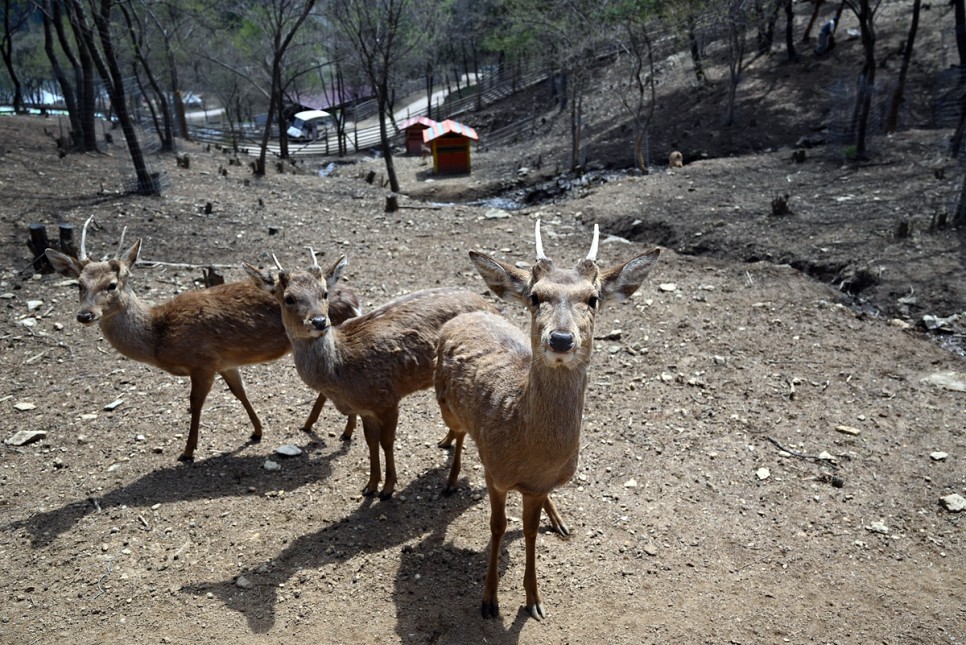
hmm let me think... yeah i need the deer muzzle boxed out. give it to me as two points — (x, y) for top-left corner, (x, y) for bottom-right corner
(309, 315), (330, 333)
(76, 310), (98, 325)
(548, 330), (575, 353)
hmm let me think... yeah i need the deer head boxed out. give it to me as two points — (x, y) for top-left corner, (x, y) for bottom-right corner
(245, 249), (348, 341)
(45, 217), (142, 326)
(468, 220), (659, 368)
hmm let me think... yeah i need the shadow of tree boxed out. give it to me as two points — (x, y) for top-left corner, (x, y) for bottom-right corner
(6, 436), (344, 547)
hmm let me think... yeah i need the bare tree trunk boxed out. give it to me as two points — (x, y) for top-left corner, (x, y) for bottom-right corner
(72, 0), (158, 194)
(686, 15), (706, 84)
(64, 0), (99, 152)
(1, 1), (28, 114)
(953, 0), (966, 67)
(784, 0), (798, 62)
(42, 1), (81, 142)
(884, 0), (920, 133)
(851, 0), (877, 158)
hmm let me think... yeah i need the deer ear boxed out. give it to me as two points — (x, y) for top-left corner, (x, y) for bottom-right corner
(324, 254), (348, 290)
(45, 249), (85, 278)
(122, 239), (142, 267)
(599, 247), (661, 302)
(243, 262), (276, 293)
(469, 251), (530, 305)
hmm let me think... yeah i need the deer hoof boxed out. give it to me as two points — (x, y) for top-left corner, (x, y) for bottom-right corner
(177, 453), (195, 463)
(248, 433), (262, 444)
(340, 431), (353, 442)
(378, 490), (394, 501)
(481, 600), (499, 619)
(527, 602), (546, 620)
(442, 485), (459, 497)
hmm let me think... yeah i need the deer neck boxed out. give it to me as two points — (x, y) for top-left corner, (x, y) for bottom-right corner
(288, 328), (343, 391)
(524, 360), (589, 444)
(98, 290), (159, 365)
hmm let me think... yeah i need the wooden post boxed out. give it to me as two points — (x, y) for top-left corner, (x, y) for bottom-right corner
(385, 194), (399, 212)
(58, 223), (77, 257)
(28, 224), (53, 273)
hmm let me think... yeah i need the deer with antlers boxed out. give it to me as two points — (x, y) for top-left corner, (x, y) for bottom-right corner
(245, 250), (498, 500)
(44, 218), (361, 461)
(434, 220), (660, 619)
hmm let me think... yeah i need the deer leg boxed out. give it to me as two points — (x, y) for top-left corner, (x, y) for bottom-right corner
(219, 368), (263, 443)
(340, 414), (358, 441)
(437, 429), (456, 448)
(181, 371), (216, 461)
(361, 417), (382, 497)
(300, 392), (327, 432)
(522, 493), (547, 620)
(542, 496), (570, 537)
(300, 394), (356, 440)
(377, 407), (399, 500)
(482, 481), (508, 619)
(443, 432), (465, 495)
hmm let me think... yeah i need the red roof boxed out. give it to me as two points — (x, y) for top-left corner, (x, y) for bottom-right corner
(399, 116), (438, 130)
(423, 119), (479, 143)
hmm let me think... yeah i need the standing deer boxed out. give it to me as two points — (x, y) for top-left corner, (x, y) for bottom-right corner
(434, 220), (660, 619)
(246, 250), (498, 499)
(44, 218), (360, 461)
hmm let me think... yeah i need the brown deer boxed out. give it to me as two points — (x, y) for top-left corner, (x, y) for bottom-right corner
(44, 218), (360, 462)
(246, 250), (498, 499)
(434, 220), (660, 619)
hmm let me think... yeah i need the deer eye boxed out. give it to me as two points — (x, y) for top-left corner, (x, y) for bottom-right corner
(322, 291), (328, 300)
(284, 295), (295, 306)
(529, 293), (540, 307)
(107, 282), (118, 291)
(588, 295), (599, 309)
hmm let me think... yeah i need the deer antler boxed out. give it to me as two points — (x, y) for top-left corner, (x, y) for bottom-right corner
(115, 227), (128, 259)
(272, 253), (285, 272)
(586, 224), (599, 262)
(534, 219), (547, 261)
(79, 216), (94, 261)
(306, 246), (319, 268)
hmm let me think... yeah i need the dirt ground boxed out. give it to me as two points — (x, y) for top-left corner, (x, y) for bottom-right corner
(2, 7), (966, 641)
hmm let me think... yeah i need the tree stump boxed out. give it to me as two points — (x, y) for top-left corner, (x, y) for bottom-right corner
(58, 223), (77, 257)
(27, 224), (53, 273)
(385, 194), (399, 212)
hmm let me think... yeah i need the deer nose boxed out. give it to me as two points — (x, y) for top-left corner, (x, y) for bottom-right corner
(549, 331), (575, 352)
(310, 315), (329, 332)
(76, 311), (96, 324)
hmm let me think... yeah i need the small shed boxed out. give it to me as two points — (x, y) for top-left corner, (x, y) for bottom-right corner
(399, 116), (438, 156)
(423, 119), (479, 174)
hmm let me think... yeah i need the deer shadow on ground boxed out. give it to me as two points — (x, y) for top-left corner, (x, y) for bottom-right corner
(5, 435), (345, 547)
(182, 465), (515, 634)
(392, 512), (540, 645)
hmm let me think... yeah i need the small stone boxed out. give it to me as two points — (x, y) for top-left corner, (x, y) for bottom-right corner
(235, 575), (252, 589)
(275, 444), (303, 457)
(26, 300), (43, 311)
(922, 371), (966, 392)
(484, 208), (510, 220)
(14, 402), (36, 411)
(263, 459), (281, 471)
(889, 319), (912, 330)
(940, 494), (966, 512)
(18, 318), (35, 328)
(642, 544), (658, 557)
(835, 425), (861, 436)
(104, 399), (124, 411)
(930, 451), (948, 461)
(756, 468), (770, 481)
(817, 451), (835, 462)
(866, 520), (889, 534)
(624, 478), (638, 488)
(659, 283), (677, 292)
(5, 430), (47, 446)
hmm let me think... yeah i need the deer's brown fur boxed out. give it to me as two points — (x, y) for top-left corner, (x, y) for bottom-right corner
(434, 221), (660, 619)
(249, 253), (498, 499)
(45, 220), (360, 461)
